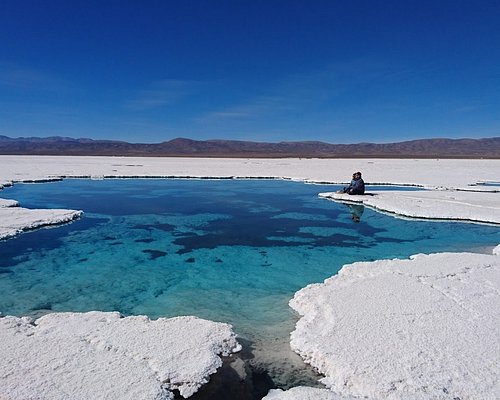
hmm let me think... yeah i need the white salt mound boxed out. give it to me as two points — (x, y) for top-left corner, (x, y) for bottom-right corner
(0, 311), (241, 400)
(289, 249), (500, 399)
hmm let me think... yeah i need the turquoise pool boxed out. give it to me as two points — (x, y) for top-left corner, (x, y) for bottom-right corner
(1, 179), (499, 388)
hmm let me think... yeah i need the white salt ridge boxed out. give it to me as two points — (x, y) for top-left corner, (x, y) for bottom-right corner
(264, 386), (358, 399)
(0, 180), (12, 190)
(287, 249), (500, 400)
(319, 191), (500, 224)
(0, 206), (82, 240)
(0, 198), (19, 208)
(494, 244), (500, 255)
(0, 311), (241, 400)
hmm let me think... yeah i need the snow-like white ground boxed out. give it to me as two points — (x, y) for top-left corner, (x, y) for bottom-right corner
(0, 179), (12, 190)
(0, 155), (499, 190)
(0, 198), (18, 207)
(264, 386), (357, 400)
(0, 311), (241, 400)
(286, 249), (500, 400)
(0, 207), (82, 240)
(319, 191), (500, 224)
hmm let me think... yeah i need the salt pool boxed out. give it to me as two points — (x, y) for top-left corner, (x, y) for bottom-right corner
(1, 179), (499, 389)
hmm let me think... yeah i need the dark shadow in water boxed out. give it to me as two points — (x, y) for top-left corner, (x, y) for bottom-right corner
(134, 238), (155, 243)
(172, 211), (409, 254)
(177, 336), (325, 400)
(132, 223), (175, 232)
(173, 354), (276, 400)
(142, 249), (167, 260)
(0, 269), (13, 274)
(131, 186), (404, 255)
(177, 338), (277, 400)
(0, 217), (106, 269)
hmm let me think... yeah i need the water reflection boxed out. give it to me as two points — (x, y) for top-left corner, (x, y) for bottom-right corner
(347, 204), (365, 223)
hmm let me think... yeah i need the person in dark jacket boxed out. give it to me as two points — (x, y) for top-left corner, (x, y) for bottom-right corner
(341, 172), (365, 195)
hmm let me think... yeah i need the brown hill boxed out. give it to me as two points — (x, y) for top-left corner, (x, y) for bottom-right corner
(0, 135), (499, 158)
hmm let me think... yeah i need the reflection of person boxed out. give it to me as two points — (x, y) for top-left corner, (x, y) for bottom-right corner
(348, 204), (364, 223)
(339, 172), (365, 195)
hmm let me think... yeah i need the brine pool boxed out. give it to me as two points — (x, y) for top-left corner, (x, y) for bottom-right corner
(1, 179), (499, 391)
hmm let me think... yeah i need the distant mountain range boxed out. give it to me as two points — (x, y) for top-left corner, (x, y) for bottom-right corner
(0, 135), (499, 158)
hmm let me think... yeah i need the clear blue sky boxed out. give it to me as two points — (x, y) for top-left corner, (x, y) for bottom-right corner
(1, 0), (499, 143)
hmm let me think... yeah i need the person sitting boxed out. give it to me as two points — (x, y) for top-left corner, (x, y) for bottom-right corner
(340, 171), (365, 195)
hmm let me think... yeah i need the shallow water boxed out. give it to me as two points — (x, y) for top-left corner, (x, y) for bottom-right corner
(1, 179), (499, 388)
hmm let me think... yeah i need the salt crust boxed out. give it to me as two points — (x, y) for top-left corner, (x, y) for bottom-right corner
(287, 249), (500, 400)
(0, 198), (18, 208)
(0, 156), (499, 190)
(494, 244), (500, 255)
(0, 207), (82, 240)
(319, 191), (500, 224)
(0, 179), (12, 190)
(264, 386), (357, 399)
(0, 311), (241, 399)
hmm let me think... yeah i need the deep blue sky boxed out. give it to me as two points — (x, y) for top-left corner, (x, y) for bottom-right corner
(1, 1), (499, 143)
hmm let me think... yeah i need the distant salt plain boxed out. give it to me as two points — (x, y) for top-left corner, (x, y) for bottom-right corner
(1, 156), (499, 190)
(0, 155), (499, 400)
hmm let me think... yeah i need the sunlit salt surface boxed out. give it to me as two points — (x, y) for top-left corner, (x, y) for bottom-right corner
(1, 179), (499, 389)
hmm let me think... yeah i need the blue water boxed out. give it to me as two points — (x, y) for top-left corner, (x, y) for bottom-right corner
(1, 179), (499, 386)
(477, 182), (500, 187)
